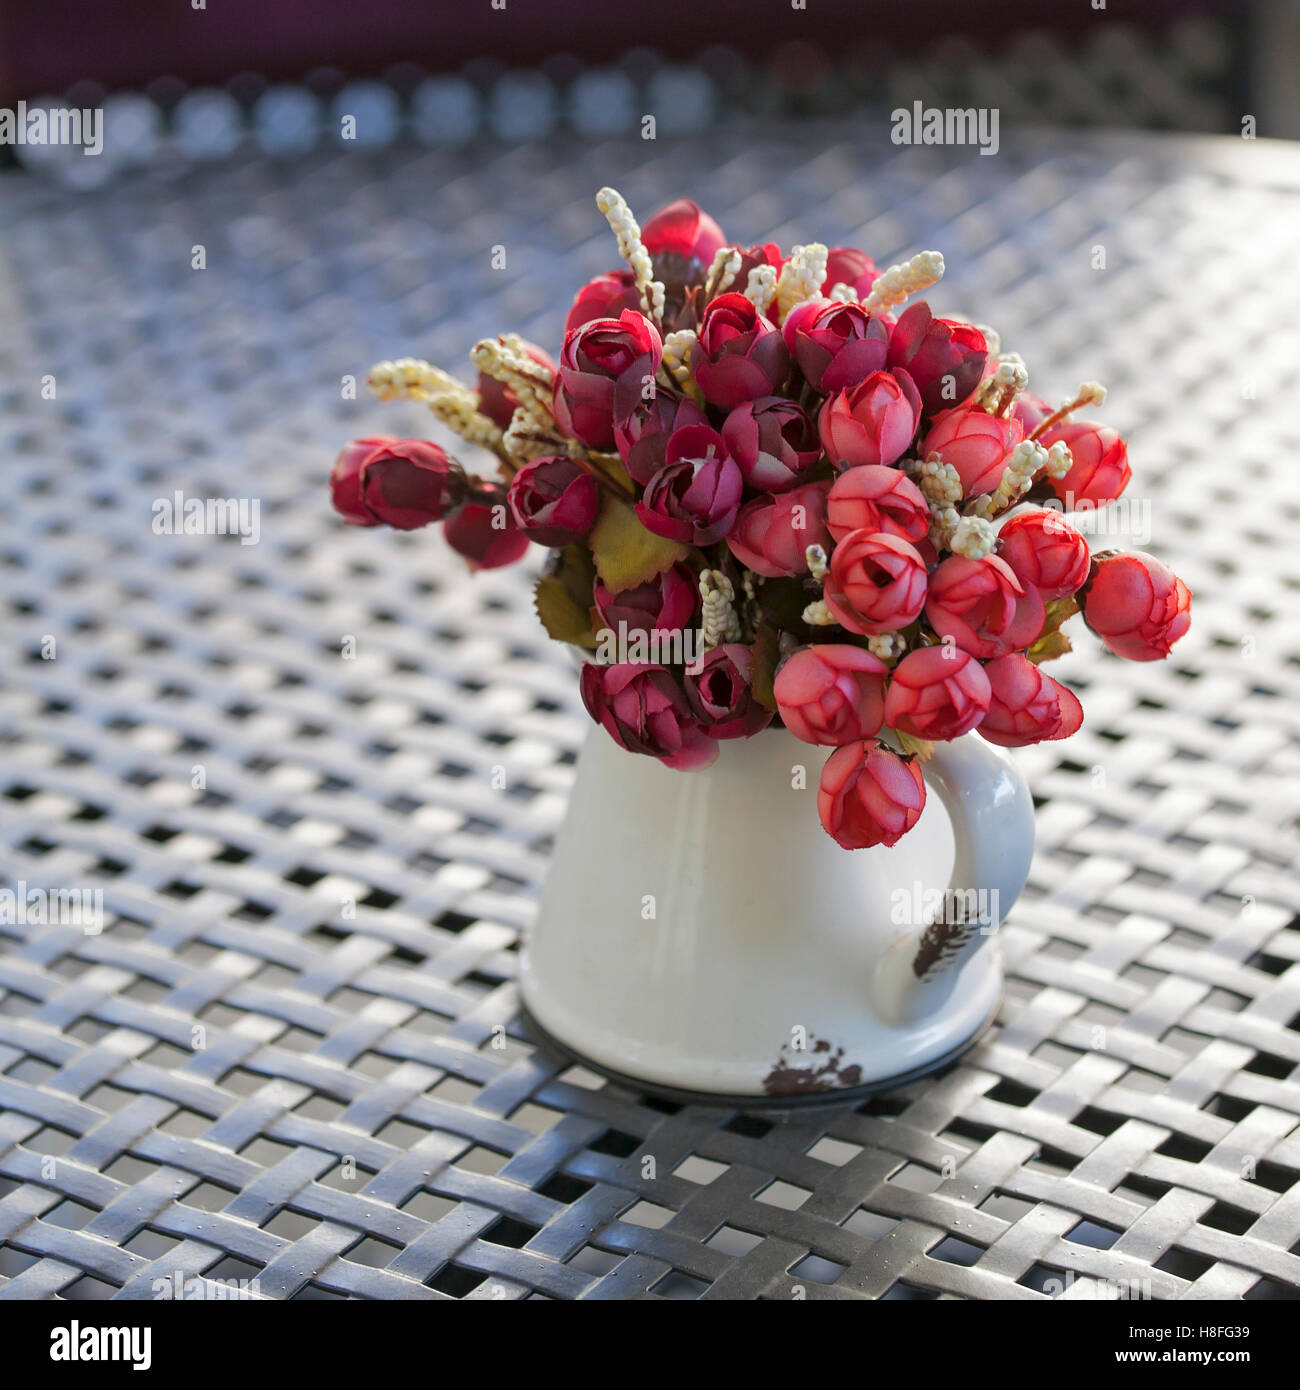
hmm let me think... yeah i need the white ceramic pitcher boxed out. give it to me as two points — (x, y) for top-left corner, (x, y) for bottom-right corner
(521, 725), (1034, 1104)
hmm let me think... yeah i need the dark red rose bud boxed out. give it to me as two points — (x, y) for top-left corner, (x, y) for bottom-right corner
(818, 739), (926, 850)
(641, 198), (726, 269)
(477, 339), (557, 429)
(821, 247), (881, 302)
(690, 293), (790, 409)
(883, 645), (991, 740)
(1080, 551), (1191, 661)
(594, 563), (699, 640)
(978, 653), (1083, 747)
(996, 508), (1091, 601)
(826, 465), (930, 545)
(728, 242), (785, 290)
(564, 270), (639, 337)
(553, 309), (663, 450)
(684, 644), (773, 740)
(613, 388), (708, 486)
(635, 426), (743, 546)
(331, 437), (464, 530)
(782, 297), (889, 394)
(442, 483), (530, 571)
(726, 481), (832, 578)
(506, 456), (600, 547)
(925, 553), (1045, 659)
(580, 661), (718, 770)
(886, 302), (987, 414)
(721, 396), (820, 493)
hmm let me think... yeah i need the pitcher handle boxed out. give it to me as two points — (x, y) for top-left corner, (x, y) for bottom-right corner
(872, 734), (1035, 1024)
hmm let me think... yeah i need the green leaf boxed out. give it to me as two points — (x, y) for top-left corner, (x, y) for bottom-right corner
(535, 574), (598, 648)
(1027, 629), (1072, 664)
(750, 623), (780, 712)
(588, 496), (690, 592)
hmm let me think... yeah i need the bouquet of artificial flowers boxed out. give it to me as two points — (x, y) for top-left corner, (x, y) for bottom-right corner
(330, 189), (1190, 850)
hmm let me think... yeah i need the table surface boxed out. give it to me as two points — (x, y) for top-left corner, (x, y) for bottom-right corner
(1, 126), (1299, 1301)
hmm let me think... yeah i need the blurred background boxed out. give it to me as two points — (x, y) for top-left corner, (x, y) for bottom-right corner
(2, 0), (1299, 187)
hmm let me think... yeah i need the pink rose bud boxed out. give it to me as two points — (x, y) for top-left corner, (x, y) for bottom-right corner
(506, 456), (600, 547)
(684, 644), (773, 740)
(726, 481), (832, 578)
(635, 425), (743, 546)
(978, 653), (1083, 747)
(820, 247), (881, 302)
(594, 562), (699, 640)
(564, 270), (639, 337)
(886, 302), (988, 414)
(614, 388), (708, 486)
(690, 293), (791, 409)
(824, 529), (929, 635)
(782, 298), (889, 393)
(330, 436), (464, 530)
(1081, 551), (1192, 661)
(477, 339), (557, 429)
(442, 484), (530, 571)
(1040, 421), (1132, 507)
(921, 406), (1024, 498)
(580, 661), (718, 770)
(553, 309), (663, 450)
(774, 644), (889, 746)
(996, 508), (1091, 601)
(883, 645), (992, 740)
(641, 198), (726, 269)
(818, 370), (922, 468)
(925, 553), (1045, 659)
(817, 739), (926, 850)
(721, 396), (820, 493)
(1010, 392), (1052, 433)
(826, 464), (930, 545)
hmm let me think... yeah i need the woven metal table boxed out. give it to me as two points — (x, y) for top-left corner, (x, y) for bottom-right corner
(1, 126), (1298, 1302)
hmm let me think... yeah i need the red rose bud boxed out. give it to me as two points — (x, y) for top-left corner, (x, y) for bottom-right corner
(925, 553), (1045, 659)
(774, 644), (888, 746)
(921, 407), (1024, 497)
(996, 508), (1091, 601)
(886, 302), (987, 414)
(594, 562), (699, 639)
(641, 198), (726, 269)
(477, 339), (557, 429)
(730, 242), (786, 289)
(824, 529), (928, 635)
(564, 270), (639, 337)
(684, 644), (773, 740)
(553, 309), (663, 450)
(635, 425), (743, 545)
(818, 370), (922, 469)
(1011, 392), (1052, 434)
(331, 436), (463, 530)
(613, 388), (708, 486)
(506, 456), (600, 547)
(580, 661), (718, 770)
(826, 465), (930, 545)
(818, 739), (926, 850)
(782, 298), (889, 394)
(690, 293), (790, 409)
(1081, 551), (1191, 661)
(883, 645), (992, 740)
(726, 480), (832, 578)
(978, 653), (1083, 747)
(442, 483), (530, 571)
(1040, 421), (1132, 507)
(721, 395), (820, 493)
(821, 247), (881, 302)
